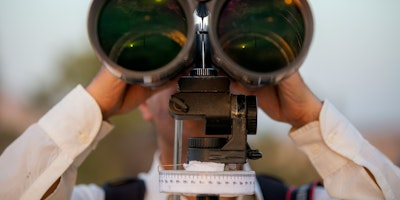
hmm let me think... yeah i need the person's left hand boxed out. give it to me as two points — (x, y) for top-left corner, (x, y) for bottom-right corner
(231, 72), (322, 129)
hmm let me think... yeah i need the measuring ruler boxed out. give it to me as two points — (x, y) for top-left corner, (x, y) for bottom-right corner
(159, 170), (256, 195)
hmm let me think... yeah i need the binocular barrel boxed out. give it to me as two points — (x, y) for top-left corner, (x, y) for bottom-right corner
(88, 0), (314, 87)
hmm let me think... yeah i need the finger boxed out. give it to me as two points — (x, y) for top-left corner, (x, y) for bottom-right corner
(86, 67), (127, 117)
(118, 85), (154, 115)
(255, 85), (285, 121)
(118, 78), (179, 114)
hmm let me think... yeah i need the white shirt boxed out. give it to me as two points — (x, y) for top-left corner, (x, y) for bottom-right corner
(0, 85), (399, 199)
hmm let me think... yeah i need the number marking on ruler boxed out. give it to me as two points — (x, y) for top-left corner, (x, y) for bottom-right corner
(159, 170), (255, 195)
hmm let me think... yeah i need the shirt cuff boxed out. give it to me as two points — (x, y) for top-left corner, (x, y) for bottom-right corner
(288, 100), (361, 176)
(38, 85), (113, 165)
(288, 100), (387, 199)
(319, 100), (364, 160)
(289, 99), (364, 160)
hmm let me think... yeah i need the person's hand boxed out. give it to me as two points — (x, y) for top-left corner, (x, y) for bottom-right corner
(232, 72), (322, 129)
(86, 67), (167, 119)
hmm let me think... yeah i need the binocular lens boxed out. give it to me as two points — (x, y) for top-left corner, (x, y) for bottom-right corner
(218, 0), (306, 73)
(97, 0), (187, 72)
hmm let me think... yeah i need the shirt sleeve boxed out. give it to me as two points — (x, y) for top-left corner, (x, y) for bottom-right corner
(289, 100), (400, 200)
(0, 85), (113, 200)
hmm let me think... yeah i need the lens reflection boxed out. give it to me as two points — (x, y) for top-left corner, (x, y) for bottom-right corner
(98, 0), (187, 71)
(218, 0), (305, 73)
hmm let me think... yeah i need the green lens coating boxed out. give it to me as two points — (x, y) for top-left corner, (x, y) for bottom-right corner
(218, 0), (306, 73)
(98, 0), (187, 71)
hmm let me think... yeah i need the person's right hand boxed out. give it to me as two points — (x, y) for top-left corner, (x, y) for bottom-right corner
(86, 67), (169, 119)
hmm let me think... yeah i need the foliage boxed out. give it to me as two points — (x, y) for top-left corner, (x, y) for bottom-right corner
(31, 49), (100, 109)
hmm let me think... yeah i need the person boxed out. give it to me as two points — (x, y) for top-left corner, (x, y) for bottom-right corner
(0, 66), (399, 200)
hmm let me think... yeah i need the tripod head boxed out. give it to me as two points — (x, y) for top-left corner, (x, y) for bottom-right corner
(170, 71), (261, 164)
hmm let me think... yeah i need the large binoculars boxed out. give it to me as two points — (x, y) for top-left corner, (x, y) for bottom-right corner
(88, 0), (313, 87)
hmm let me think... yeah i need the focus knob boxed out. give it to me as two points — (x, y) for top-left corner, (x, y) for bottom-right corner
(246, 96), (257, 135)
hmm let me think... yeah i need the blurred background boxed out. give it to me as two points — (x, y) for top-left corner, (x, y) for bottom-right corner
(1, 0), (399, 186)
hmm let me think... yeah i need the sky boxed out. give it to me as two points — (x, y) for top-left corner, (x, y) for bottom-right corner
(1, 0), (400, 133)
